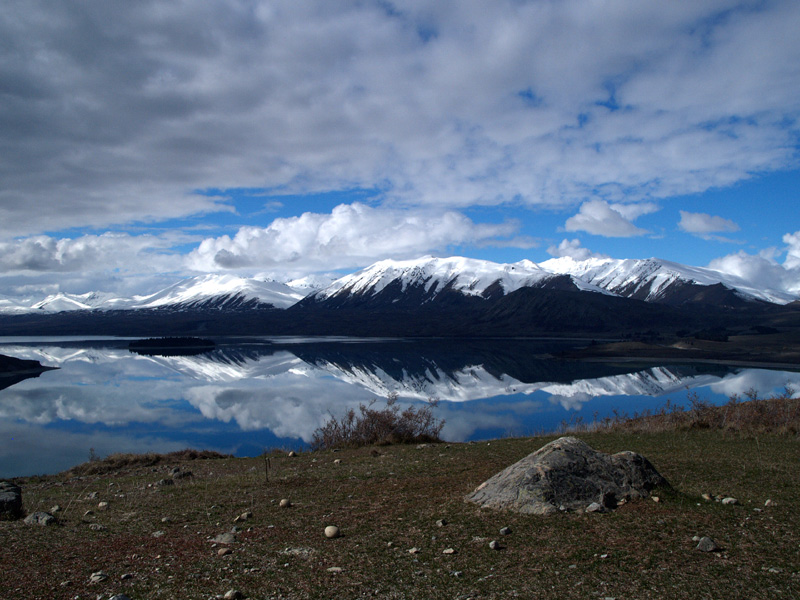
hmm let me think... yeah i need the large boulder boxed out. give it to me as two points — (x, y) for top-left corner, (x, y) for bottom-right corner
(466, 436), (668, 515)
(0, 481), (23, 520)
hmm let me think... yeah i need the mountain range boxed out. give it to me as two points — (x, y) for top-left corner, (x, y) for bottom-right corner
(1, 255), (798, 337)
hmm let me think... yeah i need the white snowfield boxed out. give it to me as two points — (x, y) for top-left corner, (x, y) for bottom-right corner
(2, 254), (797, 314)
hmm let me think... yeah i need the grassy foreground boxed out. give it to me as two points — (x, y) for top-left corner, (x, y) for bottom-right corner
(2, 429), (799, 599)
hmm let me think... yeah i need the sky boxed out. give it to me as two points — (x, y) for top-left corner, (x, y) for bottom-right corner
(1, 0), (799, 301)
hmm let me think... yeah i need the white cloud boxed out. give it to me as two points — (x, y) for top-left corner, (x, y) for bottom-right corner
(564, 200), (650, 237)
(1, 1), (799, 239)
(708, 232), (800, 295)
(784, 231), (800, 270)
(547, 239), (609, 260)
(678, 211), (740, 236)
(187, 203), (519, 272)
(0, 233), (181, 274)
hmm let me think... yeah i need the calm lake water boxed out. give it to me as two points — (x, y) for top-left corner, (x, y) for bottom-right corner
(1, 336), (798, 477)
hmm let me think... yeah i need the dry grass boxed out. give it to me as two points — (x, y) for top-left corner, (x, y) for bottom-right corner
(564, 389), (800, 436)
(66, 449), (232, 477)
(2, 399), (799, 599)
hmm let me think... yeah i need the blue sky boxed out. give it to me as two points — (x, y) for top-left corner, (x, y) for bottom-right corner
(1, 1), (799, 300)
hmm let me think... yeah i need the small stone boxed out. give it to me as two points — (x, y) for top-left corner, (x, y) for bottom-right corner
(327, 567), (343, 573)
(218, 548), (232, 556)
(442, 548), (456, 555)
(156, 478), (174, 487)
(452, 571), (463, 578)
(98, 501), (109, 509)
(109, 595), (133, 600)
(161, 517), (172, 523)
(324, 525), (341, 539)
(84, 509), (95, 517)
(223, 590), (244, 600)
(499, 526), (512, 535)
(586, 502), (604, 512)
(696, 536), (719, 552)
(279, 499), (291, 508)
(701, 493), (713, 502)
(87, 491), (99, 499)
(89, 523), (106, 531)
(436, 518), (448, 527)
(152, 530), (166, 538)
(765, 499), (776, 507)
(120, 573), (134, 580)
(50, 504), (62, 513)
(488, 540), (501, 551)
(212, 532), (237, 544)
(89, 571), (108, 583)
(24, 511), (56, 526)
(234, 511), (253, 523)
(721, 497), (738, 505)
(288, 451), (297, 457)
(651, 496), (660, 503)
(333, 459), (342, 465)
(408, 547), (421, 554)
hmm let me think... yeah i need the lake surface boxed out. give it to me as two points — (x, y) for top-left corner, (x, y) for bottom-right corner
(1, 336), (798, 477)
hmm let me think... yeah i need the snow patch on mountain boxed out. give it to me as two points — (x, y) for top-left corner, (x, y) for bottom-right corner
(540, 256), (797, 304)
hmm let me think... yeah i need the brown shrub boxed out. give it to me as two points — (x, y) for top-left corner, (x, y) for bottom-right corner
(311, 395), (445, 451)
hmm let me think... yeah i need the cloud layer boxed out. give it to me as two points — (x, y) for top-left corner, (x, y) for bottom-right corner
(187, 203), (519, 273)
(2, 1), (799, 239)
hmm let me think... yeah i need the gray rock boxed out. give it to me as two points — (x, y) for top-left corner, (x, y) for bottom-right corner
(586, 502), (604, 513)
(89, 523), (106, 531)
(488, 540), (502, 550)
(466, 437), (668, 515)
(696, 536), (719, 552)
(436, 518), (448, 527)
(0, 481), (23, 520)
(89, 571), (108, 583)
(156, 478), (174, 487)
(721, 497), (738, 505)
(24, 511), (56, 526)
(212, 532), (237, 544)
(499, 526), (512, 535)
(110, 595), (133, 600)
(223, 590), (244, 600)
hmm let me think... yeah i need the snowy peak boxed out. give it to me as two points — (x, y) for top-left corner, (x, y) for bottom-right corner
(134, 274), (304, 310)
(31, 293), (94, 312)
(539, 256), (796, 305)
(305, 256), (602, 306)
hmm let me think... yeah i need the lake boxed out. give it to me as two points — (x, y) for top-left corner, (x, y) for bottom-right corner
(1, 336), (798, 477)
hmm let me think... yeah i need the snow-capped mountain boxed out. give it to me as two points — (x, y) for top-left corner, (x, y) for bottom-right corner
(300, 255), (606, 308)
(30, 291), (127, 312)
(0, 274), (306, 314)
(131, 274), (304, 310)
(540, 256), (796, 305)
(1, 254), (798, 321)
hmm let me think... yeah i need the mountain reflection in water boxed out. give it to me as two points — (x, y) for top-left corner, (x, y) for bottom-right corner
(1, 337), (798, 477)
